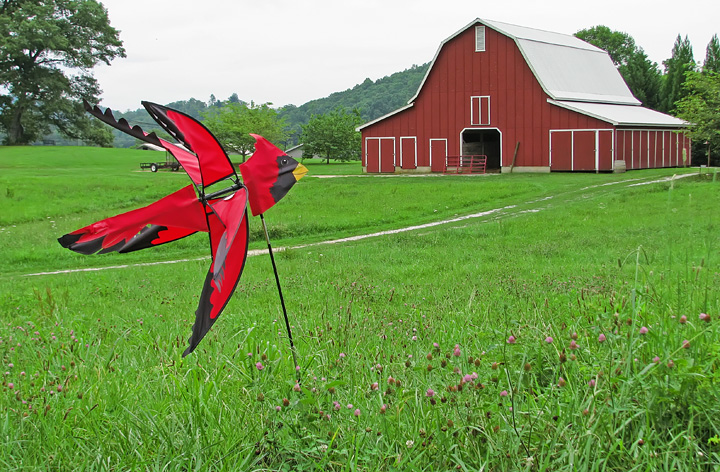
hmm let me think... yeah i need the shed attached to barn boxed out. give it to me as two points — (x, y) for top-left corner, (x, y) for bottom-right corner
(359, 19), (690, 173)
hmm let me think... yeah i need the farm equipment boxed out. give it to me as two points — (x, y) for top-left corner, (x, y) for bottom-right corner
(140, 155), (180, 172)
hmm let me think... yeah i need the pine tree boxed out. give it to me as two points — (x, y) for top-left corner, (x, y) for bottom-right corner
(703, 34), (720, 74)
(661, 35), (696, 114)
(619, 49), (663, 110)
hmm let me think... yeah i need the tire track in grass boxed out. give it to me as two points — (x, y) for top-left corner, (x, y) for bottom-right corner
(23, 172), (694, 277)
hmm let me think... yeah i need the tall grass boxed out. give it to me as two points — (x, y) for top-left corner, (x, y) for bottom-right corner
(0, 147), (718, 470)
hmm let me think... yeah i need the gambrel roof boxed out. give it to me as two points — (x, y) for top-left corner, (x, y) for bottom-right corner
(410, 18), (640, 106)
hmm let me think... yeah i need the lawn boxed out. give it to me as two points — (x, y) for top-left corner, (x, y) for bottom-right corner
(0, 146), (718, 471)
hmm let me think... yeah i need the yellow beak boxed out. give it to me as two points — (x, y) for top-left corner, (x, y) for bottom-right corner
(292, 163), (308, 181)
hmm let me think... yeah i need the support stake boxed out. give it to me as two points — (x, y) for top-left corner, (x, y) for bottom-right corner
(260, 214), (300, 381)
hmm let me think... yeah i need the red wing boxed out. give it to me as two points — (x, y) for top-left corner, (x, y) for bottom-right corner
(183, 188), (249, 356)
(58, 185), (207, 254)
(143, 101), (237, 188)
(83, 101), (205, 186)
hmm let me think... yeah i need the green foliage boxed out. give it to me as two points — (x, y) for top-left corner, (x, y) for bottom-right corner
(300, 108), (363, 163)
(201, 101), (287, 159)
(662, 35), (697, 113)
(703, 34), (720, 74)
(0, 0), (125, 145)
(621, 49), (664, 110)
(675, 71), (720, 165)
(280, 64), (429, 145)
(575, 26), (663, 110)
(575, 25), (638, 66)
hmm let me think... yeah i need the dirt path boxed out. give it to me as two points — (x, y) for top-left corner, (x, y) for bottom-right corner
(23, 173), (693, 277)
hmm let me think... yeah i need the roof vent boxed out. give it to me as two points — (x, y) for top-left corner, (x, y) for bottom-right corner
(475, 26), (486, 52)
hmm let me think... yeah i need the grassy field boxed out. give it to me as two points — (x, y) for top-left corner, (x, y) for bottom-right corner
(0, 146), (719, 471)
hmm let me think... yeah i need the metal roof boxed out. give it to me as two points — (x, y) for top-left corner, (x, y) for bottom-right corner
(409, 18), (640, 105)
(549, 100), (688, 127)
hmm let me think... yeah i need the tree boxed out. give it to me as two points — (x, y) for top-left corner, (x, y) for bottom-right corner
(165, 98), (207, 120)
(300, 108), (362, 164)
(575, 26), (637, 66)
(703, 34), (720, 74)
(675, 71), (720, 166)
(202, 101), (286, 161)
(575, 26), (663, 110)
(0, 0), (125, 145)
(621, 49), (663, 110)
(661, 35), (696, 113)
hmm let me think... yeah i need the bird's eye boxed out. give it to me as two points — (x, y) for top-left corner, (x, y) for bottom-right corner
(281, 158), (288, 166)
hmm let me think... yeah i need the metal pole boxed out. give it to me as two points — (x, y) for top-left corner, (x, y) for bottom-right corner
(260, 214), (300, 381)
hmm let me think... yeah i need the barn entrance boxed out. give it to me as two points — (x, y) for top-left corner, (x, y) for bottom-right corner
(462, 129), (501, 171)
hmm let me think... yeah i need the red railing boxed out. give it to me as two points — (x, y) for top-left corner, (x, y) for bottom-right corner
(444, 155), (487, 174)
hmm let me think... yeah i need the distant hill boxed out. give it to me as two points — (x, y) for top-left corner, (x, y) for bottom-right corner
(105, 63), (430, 149)
(278, 63), (429, 146)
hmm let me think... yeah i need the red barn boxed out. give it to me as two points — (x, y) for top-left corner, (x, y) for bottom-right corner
(359, 19), (690, 173)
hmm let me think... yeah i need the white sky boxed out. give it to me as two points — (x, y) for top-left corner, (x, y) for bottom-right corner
(94, 0), (719, 112)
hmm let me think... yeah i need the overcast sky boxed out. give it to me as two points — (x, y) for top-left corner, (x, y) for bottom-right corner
(93, 0), (719, 112)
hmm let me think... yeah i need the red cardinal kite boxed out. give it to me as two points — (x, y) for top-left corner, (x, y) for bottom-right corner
(59, 101), (307, 356)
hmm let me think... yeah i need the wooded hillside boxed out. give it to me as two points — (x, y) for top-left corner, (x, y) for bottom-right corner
(103, 63), (429, 149)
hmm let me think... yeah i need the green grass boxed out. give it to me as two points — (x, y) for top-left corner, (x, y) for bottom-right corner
(300, 158), (363, 175)
(0, 146), (718, 470)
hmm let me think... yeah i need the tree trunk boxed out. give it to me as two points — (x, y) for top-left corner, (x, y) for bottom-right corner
(7, 106), (24, 145)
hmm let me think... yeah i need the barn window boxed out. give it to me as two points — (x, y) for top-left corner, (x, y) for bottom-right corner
(475, 26), (486, 52)
(471, 96), (490, 125)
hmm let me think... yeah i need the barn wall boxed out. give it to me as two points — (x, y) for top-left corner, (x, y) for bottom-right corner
(616, 129), (692, 169)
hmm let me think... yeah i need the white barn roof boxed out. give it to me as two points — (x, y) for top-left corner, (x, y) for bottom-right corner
(549, 100), (688, 127)
(410, 18), (640, 106)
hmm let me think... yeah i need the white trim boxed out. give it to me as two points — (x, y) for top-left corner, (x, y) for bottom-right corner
(662, 131), (665, 167)
(429, 138), (448, 171)
(470, 96), (491, 126)
(400, 136), (417, 169)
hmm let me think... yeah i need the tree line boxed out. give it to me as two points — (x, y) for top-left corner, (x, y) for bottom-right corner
(0, 2), (718, 164)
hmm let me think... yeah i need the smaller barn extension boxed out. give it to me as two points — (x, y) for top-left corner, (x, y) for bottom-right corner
(358, 18), (690, 174)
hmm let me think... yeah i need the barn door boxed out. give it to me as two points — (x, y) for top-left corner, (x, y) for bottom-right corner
(550, 131), (572, 171)
(365, 138), (395, 173)
(380, 138), (395, 173)
(552, 130), (612, 172)
(430, 139), (447, 173)
(597, 130), (613, 171)
(572, 131), (596, 171)
(366, 138), (380, 173)
(400, 137), (417, 169)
